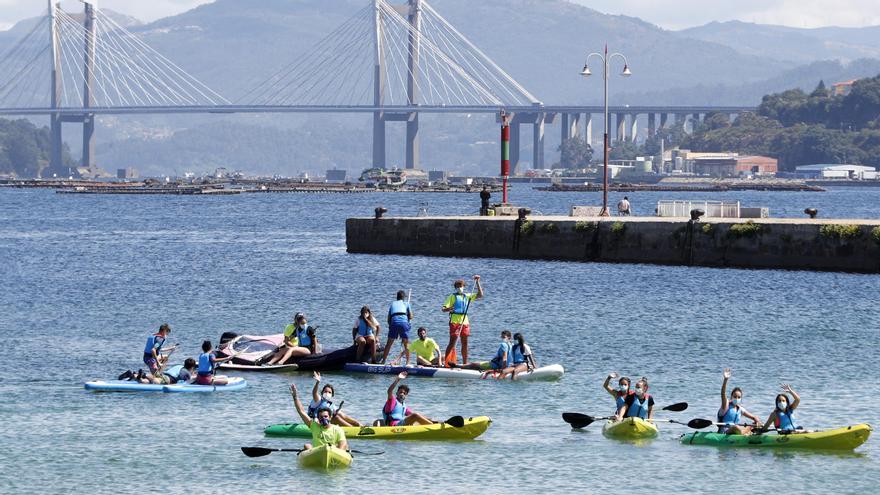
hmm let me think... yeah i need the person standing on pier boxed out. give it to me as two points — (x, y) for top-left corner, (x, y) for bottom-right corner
(442, 276), (483, 366)
(480, 186), (492, 215)
(617, 196), (631, 216)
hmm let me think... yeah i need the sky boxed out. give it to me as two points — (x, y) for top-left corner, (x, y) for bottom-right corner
(0, 0), (878, 31)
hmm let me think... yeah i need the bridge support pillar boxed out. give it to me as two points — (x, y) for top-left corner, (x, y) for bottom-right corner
(510, 121), (521, 173)
(615, 113), (626, 142)
(82, 114), (95, 169)
(533, 114), (545, 169)
(373, 114), (386, 168)
(647, 113), (656, 139)
(406, 113), (419, 169)
(584, 113), (592, 146)
(629, 114), (638, 142)
(660, 113), (669, 130)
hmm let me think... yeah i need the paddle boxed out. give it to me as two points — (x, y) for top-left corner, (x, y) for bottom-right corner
(444, 415), (465, 428)
(563, 402), (688, 429)
(241, 447), (385, 458)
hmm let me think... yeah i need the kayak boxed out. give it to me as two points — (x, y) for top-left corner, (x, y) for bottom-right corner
(680, 424), (872, 450)
(342, 363), (565, 381)
(298, 445), (353, 470)
(84, 376), (247, 393)
(265, 416), (492, 441)
(216, 333), (366, 371)
(602, 417), (659, 440)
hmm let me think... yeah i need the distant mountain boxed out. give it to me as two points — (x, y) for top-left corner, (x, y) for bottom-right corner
(677, 21), (880, 64)
(0, 9), (142, 41)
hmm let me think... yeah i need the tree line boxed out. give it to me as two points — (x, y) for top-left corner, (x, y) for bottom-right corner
(0, 118), (75, 178)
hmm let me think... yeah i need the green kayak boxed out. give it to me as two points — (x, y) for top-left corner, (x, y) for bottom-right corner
(680, 424), (872, 451)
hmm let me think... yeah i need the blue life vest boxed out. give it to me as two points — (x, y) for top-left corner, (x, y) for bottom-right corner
(389, 300), (410, 324)
(775, 408), (799, 432)
(296, 326), (312, 347)
(511, 343), (528, 365)
(357, 318), (374, 337)
(625, 394), (651, 419)
(489, 341), (512, 369)
(615, 391), (631, 411)
(384, 398), (408, 424)
(308, 399), (338, 418)
(164, 365), (183, 378)
(717, 404), (743, 433)
(143, 334), (165, 355)
(197, 352), (213, 376)
(450, 292), (469, 315)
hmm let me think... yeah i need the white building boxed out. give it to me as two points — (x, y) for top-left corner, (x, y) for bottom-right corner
(795, 164), (878, 180)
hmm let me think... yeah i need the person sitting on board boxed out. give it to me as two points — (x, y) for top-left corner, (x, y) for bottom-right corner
(615, 377), (654, 421)
(497, 332), (537, 380)
(374, 371), (434, 426)
(448, 330), (512, 378)
(130, 357), (197, 385)
(441, 275), (484, 366)
(717, 368), (761, 434)
(380, 290), (414, 365)
(603, 372), (633, 414)
(290, 383), (348, 453)
(195, 340), (234, 386)
(142, 323), (172, 374)
(352, 305), (381, 364)
(265, 313), (317, 365)
(393, 326), (441, 367)
(761, 384), (802, 434)
(308, 372), (361, 427)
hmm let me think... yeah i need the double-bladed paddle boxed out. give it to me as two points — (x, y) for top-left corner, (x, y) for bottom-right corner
(443, 415), (465, 428)
(241, 446), (385, 458)
(562, 402), (689, 429)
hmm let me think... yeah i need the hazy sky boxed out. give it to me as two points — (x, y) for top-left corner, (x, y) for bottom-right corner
(0, 0), (878, 30)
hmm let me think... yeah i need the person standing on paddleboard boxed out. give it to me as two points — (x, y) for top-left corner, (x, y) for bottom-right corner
(442, 276), (483, 366)
(381, 290), (414, 365)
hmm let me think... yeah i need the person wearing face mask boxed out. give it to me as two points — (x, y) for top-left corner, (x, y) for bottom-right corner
(393, 327), (441, 366)
(290, 383), (349, 452)
(380, 290), (414, 365)
(447, 330), (512, 377)
(307, 372), (362, 427)
(352, 305), (381, 363)
(442, 275), (484, 366)
(616, 377), (655, 420)
(265, 313), (317, 366)
(603, 372), (633, 413)
(717, 368), (761, 434)
(497, 333), (537, 380)
(378, 371), (434, 426)
(761, 384), (802, 434)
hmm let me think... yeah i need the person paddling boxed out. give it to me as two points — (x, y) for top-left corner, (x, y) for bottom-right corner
(497, 332), (537, 380)
(143, 323), (171, 374)
(377, 371), (433, 426)
(442, 276), (483, 366)
(615, 377), (654, 421)
(394, 326), (441, 367)
(761, 384), (802, 434)
(290, 383), (349, 453)
(718, 368), (761, 434)
(308, 372), (361, 427)
(265, 313), (317, 365)
(449, 330), (512, 378)
(603, 372), (633, 414)
(195, 340), (234, 386)
(380, 290), (414, 365)
(352, 305), (381, 363)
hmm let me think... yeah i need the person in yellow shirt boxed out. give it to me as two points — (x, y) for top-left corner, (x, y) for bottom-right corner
(441, 275), (483, 365)
(290, 383), (348, 452)
(393, 327), (441, 367)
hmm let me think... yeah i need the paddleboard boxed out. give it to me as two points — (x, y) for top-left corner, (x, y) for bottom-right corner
(342, 363), (564, 381)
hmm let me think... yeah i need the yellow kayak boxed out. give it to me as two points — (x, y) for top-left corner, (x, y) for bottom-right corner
(602, 417), (659, 439)
(297, 445), (353, 469)
(266, 416), (492, 441)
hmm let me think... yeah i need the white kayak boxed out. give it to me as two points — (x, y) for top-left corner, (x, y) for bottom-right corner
(342, 363), (565, 381)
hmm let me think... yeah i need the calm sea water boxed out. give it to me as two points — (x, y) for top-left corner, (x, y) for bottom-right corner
(0, 185), (878, 495)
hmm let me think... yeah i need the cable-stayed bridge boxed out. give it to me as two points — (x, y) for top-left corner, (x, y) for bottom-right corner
(0, 0), (752, 174)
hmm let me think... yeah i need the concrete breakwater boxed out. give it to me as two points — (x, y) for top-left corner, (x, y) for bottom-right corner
(346, 216), (880, 273)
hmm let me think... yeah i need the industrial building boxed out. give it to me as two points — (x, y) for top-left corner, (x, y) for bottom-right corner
(794, 164), (878, 180)
(692, 155), (778, 177)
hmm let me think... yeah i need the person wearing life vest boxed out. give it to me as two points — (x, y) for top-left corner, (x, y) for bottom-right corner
(290, 383), (348, 453)
(449, 330), (512, 377)
(133, 357), (197, 385)
(717, 368), (761, 434)
(265, 313), (317, 366)
(352, 305), (382, 363)
(195, 340), (233, 386)
(380, 290), (414, 365)
(143, 323), (171, 374)
(761, 384), (802, 434)
(603, 372), (633, 414)
(441, 276), (484, 366)
(497, 332), (538, 380)
(615, 377), (655, 421)
(376, 371), (433, 426)
(307, 372), (362, 427)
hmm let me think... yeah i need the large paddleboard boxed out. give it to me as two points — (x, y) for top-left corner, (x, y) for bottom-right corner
(163, 377), (247, 393)
(85, 376), (247, 393)
(342, 363), (564, 381)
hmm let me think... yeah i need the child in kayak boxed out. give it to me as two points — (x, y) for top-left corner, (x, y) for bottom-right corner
(377, 371), (433, 426)
(615, 377), (654, 421)
(603, 372), (633, 413)
(718, 368), (761, 434)
(448, 330), (512, 378)
(308, 372), (362, 427)
(497, 332), (537, 380)
(290, 383), (349, 452)
(143, 323), (171, 374)
(352, 305), (381, 363)
(761, 384), (802, 433)
(195, 340), (234, 385)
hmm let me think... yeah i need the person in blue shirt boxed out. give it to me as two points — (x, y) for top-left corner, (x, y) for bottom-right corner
(195, 340), (234, 385)
(143, 323), (171, 374)
(380, 290), (414, 365)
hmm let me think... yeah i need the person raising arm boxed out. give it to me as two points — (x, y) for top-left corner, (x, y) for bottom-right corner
(290, 383), (348, 452)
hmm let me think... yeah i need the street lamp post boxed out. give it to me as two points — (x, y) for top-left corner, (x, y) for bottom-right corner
(581, 46), (630, 216)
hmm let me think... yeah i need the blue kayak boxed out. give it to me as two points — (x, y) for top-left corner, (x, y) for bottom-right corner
(84, 377), (247, 393)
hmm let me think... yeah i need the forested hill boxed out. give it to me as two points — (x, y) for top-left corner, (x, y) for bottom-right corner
(0, 119), (74, 178)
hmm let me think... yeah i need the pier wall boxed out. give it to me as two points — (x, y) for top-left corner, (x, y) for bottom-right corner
(346, 216), (880, 273)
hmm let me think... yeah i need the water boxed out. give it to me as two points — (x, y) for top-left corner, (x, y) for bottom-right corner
(0, 185), (878, 494)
